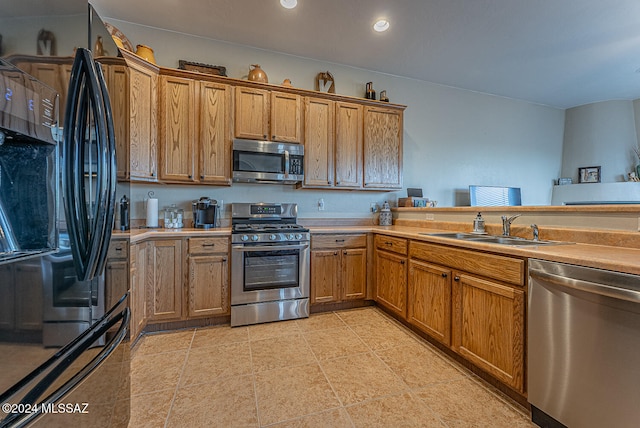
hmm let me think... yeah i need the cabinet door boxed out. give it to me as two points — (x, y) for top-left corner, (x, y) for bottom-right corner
(363, 106), (402, 189)
(147, 240), (183, 322)
(303, 97), (334, 187)
(105, 64), (130, 180)
(0, 265), (15, 330)
(271, 91), (301, 143)
(335, 102), (363, 188)
(199, 82), (233, 184)
(342, 248), (367, 300)
(235, 86), (269, 140)
(130, 242), (147, 340)
(129, 65), (158, 180)
(14, 264), (43, 330)
(408, 260), (452, 346)
(159, 75), (196, 182)
(188, 254), (229, 318)
(375, 250), (407, 318)
(452, 273), (525, 392)
(105, 259), (129, 311)
(310, 250), (340, 303)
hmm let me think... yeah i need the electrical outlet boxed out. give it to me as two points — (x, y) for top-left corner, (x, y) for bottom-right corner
(318, 198), (325, 211)
(370, 202), (379, 213)
(425, 213), (435, 220)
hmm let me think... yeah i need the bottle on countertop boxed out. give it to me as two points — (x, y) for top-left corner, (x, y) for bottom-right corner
(119, 195), (129, 231)
(472, 212), (485, 234)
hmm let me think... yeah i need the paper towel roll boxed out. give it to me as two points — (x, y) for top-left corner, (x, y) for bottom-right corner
(146, 198), (158, 227)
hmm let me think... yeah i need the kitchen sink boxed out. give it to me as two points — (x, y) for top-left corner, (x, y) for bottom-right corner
(421, 232), (569, 246)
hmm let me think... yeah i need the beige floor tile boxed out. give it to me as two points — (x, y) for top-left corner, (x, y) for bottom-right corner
(303, 326), (369, 360)
(180, 341), (253, 386)
(321, 352), (407, 406)
(350, 320), (417, 350)
(375, 342), (467, 388)
(191, 324), (249, 348)
(250, 334), (316, 372)
(295, 312), (347, 332)
(414, 377), (535, 428)
(248, 319), (302, 341)
(134, 329), (194, 356)
(167, 375), (258, 427)
(335, 307), (387, 326)
(130, 350), (187, 396)
(268, 408), (353, 428)
(255, 363), (340, 426)
(346, 392), (445, 428)
(129, 389), (174, 428)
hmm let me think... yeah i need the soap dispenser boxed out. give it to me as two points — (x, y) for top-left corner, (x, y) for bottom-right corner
(379, 201), (392, 226)
(472, 212), (485, 234)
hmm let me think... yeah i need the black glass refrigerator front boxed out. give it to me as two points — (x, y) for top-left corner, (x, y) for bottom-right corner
(0, 2), (129, 427)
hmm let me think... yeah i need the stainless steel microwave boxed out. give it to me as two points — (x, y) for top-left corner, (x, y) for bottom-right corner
(232, 139), (304, 184)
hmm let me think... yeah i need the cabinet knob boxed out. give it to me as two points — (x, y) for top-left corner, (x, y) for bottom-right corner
(343, 251), (347, 255)
(441, 273), (447, 278)
(336, 181), (341, 185)
(335, 239), (345, 243)
(200, 175), (205, 180)
(263, 134), (268, 139)
(334, 251), (338, 256)
(222, 258), (227, 262)
(328, 181), (333, 185)
(454, 276), (460, 281)
(150, 172), (155, 177)
(272, 135), (276, 139)
(188, 174), (192, 179)
(400, 260), (405, 265)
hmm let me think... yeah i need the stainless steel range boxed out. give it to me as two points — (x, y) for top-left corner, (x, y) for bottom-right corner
(230, 203), (310, 326)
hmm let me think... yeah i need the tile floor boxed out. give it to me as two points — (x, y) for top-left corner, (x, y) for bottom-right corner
(129, 307), (535, 427)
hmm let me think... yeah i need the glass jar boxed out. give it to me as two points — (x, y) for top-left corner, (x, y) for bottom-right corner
(164, 204), (184, 229)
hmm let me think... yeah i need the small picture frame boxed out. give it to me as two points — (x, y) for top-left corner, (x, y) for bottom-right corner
(578, 166), (601, 183)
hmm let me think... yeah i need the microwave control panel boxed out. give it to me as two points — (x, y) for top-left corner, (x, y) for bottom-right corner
(290, 155), (303, 175)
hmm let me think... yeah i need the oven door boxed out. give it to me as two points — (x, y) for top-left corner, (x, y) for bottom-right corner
(231, 241), (310, 306)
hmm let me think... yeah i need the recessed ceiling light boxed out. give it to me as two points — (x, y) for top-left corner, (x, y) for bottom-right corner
(280, 0), (297, 9)
(373, 19), (390, 32)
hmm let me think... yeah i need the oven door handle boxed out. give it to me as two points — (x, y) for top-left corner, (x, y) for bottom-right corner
(233, 243), (309, 252)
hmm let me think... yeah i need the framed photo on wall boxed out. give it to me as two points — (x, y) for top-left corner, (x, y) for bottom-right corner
(578, 166), (601, 183)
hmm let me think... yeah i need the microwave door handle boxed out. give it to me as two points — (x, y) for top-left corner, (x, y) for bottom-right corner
(284, 150), (290, 179)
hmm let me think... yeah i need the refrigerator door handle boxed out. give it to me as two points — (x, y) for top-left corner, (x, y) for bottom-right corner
(0, 298), (130, 428)
(62, 48), (116, 282)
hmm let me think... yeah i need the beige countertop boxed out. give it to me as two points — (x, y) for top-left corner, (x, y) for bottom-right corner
(112, 225), (640, 276)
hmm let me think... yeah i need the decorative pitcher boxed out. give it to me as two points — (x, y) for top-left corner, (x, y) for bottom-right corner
(248, 64), (268, 83)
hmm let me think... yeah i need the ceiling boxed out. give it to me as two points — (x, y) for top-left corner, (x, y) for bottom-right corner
(89, 1), (640, 108)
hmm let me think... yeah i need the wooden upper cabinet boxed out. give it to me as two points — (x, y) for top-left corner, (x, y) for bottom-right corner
(128, 61), (158, 181)
(234, 86), (270, 140)
(270, 91), (301, 143)
(104, 64), (130, 180)
(363, 106), (403, 189)
(199, 82), (233, 184)
(335, 102), (363, 188)
(303, 97), (334, 187)
(159, 75), (196, 182)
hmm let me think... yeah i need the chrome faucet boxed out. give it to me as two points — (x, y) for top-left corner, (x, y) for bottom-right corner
(501, 214), (521, 236)
(531, 224), (539, 241)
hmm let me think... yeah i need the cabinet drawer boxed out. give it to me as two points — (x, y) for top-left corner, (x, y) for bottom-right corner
(188, 237), (229, 254)
(107, 240), (129, 259)
(375, 235), (408, 255)
(410, 241), (524, 286)
(312, 234), (367, 249)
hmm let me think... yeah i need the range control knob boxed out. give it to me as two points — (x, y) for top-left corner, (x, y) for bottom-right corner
(251, 235), (259, 241)
(269, 234), (277, 241)
(295, 233), (303, 240)
(241, 235), (249, 242)
(288, 233), (295, 240)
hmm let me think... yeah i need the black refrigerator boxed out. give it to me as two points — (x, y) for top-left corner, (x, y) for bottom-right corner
(0, 3), (129, 427)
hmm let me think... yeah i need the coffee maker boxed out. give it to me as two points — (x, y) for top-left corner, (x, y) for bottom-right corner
(192, 197), (218, 229)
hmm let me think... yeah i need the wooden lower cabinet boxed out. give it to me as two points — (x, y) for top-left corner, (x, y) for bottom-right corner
(407, 260), (452, 346)
(187, 237), (230, 318)
(375, 249), (407, 318)
(452, 272), (525, 392)
(130, 242), (148, 341)
(310, 234), (367, 304)
(105, 239), (130, 311)
(146, 239), (183, 322)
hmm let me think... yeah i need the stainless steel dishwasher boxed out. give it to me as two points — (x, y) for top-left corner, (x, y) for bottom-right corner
(528, 259), (640, 428)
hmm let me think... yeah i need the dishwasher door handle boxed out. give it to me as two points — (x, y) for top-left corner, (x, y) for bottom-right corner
(530, 268), (640, 304)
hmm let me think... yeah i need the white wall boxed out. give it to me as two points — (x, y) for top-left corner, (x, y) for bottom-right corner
(561, 100), (638, 183)
(104, 19), (566, 218)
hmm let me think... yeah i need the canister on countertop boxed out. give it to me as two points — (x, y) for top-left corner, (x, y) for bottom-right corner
(472, 212), (486, 234)
(164, 204), (184, 229)
(379, 201), (392, 226)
